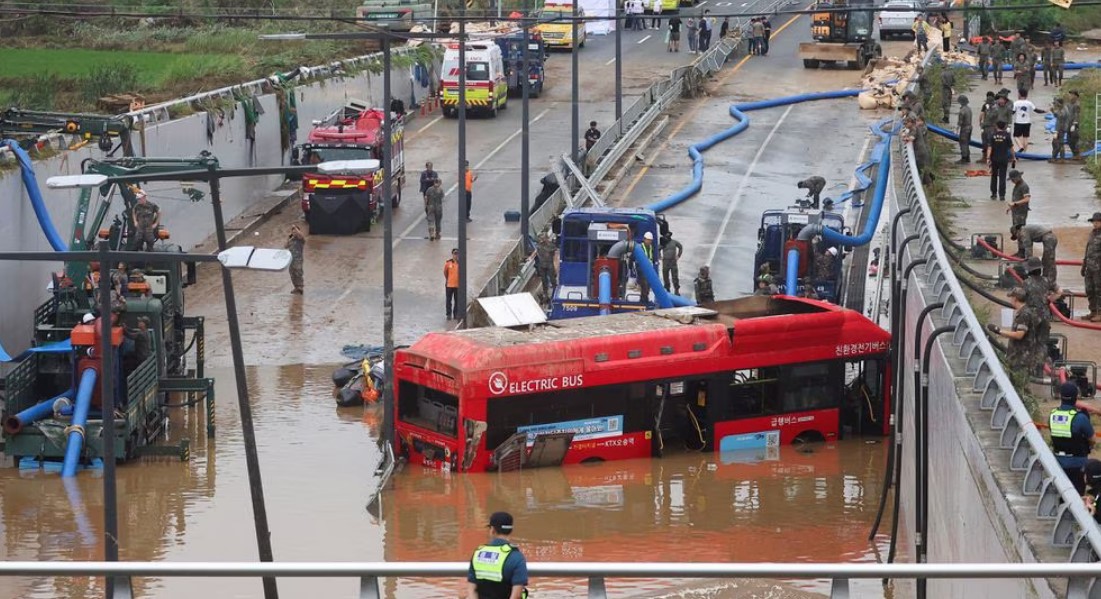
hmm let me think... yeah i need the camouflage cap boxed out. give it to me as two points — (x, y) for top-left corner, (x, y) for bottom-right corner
(1089, 212), (1101, 222)
(1008, 287), (1028, 301)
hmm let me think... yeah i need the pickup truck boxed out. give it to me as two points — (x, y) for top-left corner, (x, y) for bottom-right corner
(878, 0), (921, 40)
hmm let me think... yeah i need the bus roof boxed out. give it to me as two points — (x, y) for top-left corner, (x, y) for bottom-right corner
(398, 296), (889, 375)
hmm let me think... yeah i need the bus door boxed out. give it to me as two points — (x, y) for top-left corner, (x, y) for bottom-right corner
(841, 357), (888, 437)
(651, 377), (717, 457)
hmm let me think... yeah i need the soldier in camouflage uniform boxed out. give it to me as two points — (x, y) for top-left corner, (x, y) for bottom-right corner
(532, 231), (558, 300)
(1065, 91), (1082, 159)
(977, 37), (992, 80)
(1083, 212), (1101, 322)
(988, 287), (1045, 377)
(940, 67), (954, 124)
(131, 190), (160, 252)
(1011, 224), (1058, 283)
(660, 232), (684, 295)
(286, 224), (305, 294)
(1006, 170), (1030, 229)
(1051, 97), (1068, 161)
(991, 38), (1007, 84)
(1013, 52), (1033, 96)
(694, 265), (715, 304)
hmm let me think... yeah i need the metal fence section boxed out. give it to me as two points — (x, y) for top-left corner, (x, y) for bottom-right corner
(8, 560), (1101, 599)
(465, 32), (743, 323)
(896, 116), (1101, 588)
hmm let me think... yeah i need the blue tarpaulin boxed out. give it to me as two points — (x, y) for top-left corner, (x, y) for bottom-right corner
(0, 339), (73, 363)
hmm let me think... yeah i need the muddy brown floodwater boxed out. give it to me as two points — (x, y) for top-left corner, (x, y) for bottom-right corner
(1, 366), (896, 599)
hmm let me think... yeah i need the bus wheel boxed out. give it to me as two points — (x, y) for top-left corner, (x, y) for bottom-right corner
(579, 457), (604, 465)
(793, 431), (825, 450)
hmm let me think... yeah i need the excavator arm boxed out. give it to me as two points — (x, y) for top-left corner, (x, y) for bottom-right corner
(0, 108), (136, 156)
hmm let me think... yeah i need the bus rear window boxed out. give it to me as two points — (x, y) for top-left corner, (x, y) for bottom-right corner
(398, 381), (458, 437)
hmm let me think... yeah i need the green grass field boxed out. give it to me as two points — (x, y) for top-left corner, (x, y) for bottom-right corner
(1, 48), (247, 85)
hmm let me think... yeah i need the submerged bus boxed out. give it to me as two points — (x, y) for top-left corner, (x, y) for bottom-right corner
(393, 295), (891, 472)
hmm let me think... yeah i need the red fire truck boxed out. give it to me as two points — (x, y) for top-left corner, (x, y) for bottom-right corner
(293, 101), (405, 235)
(393, 295), (891, 473)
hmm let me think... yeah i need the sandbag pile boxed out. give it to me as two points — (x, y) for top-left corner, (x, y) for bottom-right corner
(857, 53), (923, 110)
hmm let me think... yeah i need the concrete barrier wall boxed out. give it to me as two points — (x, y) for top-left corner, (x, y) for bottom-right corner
(0, 62), (432, 356)
(895, 248), (1051, 598)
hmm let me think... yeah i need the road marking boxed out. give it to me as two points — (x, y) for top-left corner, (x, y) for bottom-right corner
(413, 115), (443, 138)
(404, 107), (550, 238)
(620, 12), (803, 199)
(741, 2), (748, 6)
(606, 56), (617, 65)
(698, 0), (710, 5)
(330, 107), (552, 306)
(705, 104), (793, 266)
(638, 35), (652, 44)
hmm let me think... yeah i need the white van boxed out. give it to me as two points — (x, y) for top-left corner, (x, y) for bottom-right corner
(440, 42), (508, 118)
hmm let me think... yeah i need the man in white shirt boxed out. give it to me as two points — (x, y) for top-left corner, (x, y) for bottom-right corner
(1012, 89), (1046, 152)
(651, 0), (663, 29)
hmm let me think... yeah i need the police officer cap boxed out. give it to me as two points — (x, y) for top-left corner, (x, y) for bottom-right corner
(1089, 212), (1101, 223)
(1025, 256), (1042, 273)
(1008, 169), (1023, 179)
(1061, 381), (1080, 400)
(1085, 460), (1101, 486)
(488, 512), (514, 532)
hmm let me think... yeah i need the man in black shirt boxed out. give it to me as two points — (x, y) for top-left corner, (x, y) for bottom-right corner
(584, 121), (601, 151)
(668, 15), (682, 52)
(985, 120), (1016, 201)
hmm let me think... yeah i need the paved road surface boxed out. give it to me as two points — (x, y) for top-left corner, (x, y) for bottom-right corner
(188, 4), (789, 366)
(606, 19), (915, 301)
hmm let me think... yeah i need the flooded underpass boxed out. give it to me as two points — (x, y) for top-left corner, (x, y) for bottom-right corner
(1, 366), (896, 599)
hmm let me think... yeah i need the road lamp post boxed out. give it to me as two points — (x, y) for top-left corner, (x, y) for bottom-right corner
(521, 7), (531, 249)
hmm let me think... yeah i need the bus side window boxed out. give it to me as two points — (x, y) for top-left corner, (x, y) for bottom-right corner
(728, 368), (779, 418)
(779, 362), (839, 413)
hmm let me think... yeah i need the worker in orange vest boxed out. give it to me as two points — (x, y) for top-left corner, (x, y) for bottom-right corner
(445, 248), (461, 320)
(464, 161), (477, 222)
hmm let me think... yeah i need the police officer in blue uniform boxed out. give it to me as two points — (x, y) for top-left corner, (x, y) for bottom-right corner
(467, 512), (529, 599)
(1050, 382), (1096, 495)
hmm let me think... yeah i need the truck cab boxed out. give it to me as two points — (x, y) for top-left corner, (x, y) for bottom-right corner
(538, 2), (587, 49)
(293, 102), (406, 234)
(549, 208), (665, 319)
(441, 43), (509, 118)
(754, 207), (846, 303)
(355, 0), (432, 32)
(494, 31), (547, 97)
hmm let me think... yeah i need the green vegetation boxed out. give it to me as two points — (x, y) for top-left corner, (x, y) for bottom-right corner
(1057, 71), (1101, 196)
(988, 3), (1101, 36)
(0, 15), (440, 112)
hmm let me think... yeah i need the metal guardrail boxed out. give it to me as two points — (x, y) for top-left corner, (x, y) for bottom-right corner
(896, 95), (1101, 588)
(8, 560), (1101, 599)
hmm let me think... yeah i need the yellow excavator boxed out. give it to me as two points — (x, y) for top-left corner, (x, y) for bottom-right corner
(798, 0), (882, 69)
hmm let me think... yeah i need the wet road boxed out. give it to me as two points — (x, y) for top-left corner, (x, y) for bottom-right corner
(1, 10), (914, 599)
(606, 18), (916, 301)
(0, 367), (891, 598)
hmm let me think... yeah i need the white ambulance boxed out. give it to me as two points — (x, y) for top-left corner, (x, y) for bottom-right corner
(440, 42), (508, 118)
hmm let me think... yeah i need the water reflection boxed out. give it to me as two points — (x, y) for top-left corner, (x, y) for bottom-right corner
(1, 364), (891, 599)
(383, 441), (892, 597)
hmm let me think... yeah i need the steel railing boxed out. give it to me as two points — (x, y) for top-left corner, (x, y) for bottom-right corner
(6, 560), (1101, 599)
(895, 69), (1101, 593)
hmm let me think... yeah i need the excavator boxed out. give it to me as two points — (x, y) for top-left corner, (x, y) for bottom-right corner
(798, 0), (882, 70)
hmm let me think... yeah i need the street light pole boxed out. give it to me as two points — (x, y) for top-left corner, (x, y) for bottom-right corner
(521, 9), (531, 249)
(457, 11), (468, 326)
(571, 0), (580, 164)
(615, 1), (622, 123)
(97, 240), (120, 597)
(381, 36), (397, 450)
(207, 168), (279, 599)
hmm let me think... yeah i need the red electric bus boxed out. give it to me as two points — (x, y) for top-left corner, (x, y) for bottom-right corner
(393, 295), (891, 472)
